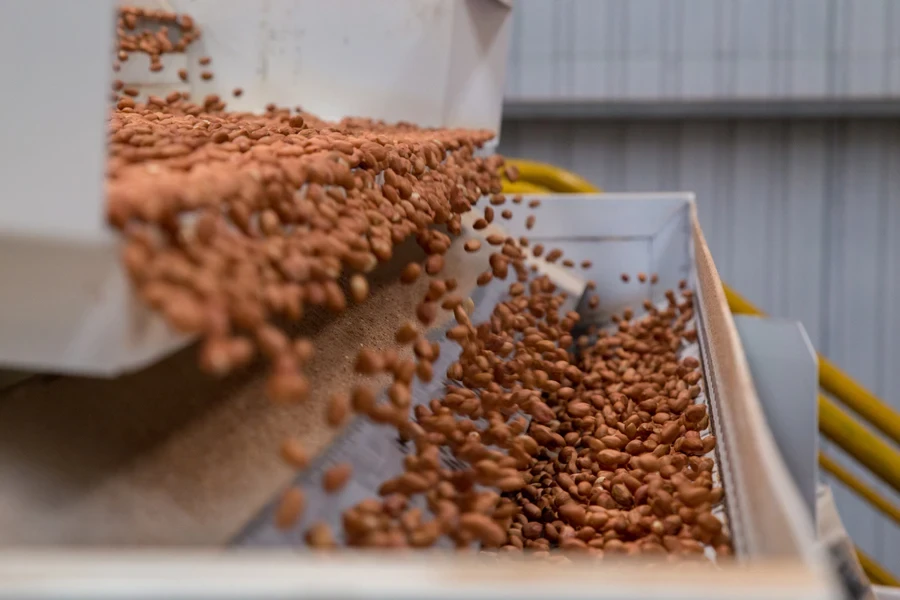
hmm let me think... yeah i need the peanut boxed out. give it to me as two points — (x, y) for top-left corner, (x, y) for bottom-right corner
(326, 392), (350, 427)
(280, 438), (309, 469)
(275, 487), (306, 530)
(323, 463), (353, 493)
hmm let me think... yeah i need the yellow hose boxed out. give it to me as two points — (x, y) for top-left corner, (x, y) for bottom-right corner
(724, 287), (900, 447)
(501, 180), (552, 195)
(856, 547), (900, 586)
(822, 451), (900, 584)
(819, 359), (900, 446)
(503, 158), (601, 194)
(819, 397), (900, 494)
(819, 453), (900, 527)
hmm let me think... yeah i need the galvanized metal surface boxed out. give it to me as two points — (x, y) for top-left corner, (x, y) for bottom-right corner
(506, 0), (900, 109)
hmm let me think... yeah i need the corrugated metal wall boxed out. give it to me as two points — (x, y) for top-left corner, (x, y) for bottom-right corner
(499, 0), (900, 574)
(506, 0), (900, 102)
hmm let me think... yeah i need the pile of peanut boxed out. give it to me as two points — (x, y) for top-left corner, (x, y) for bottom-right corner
(109, 6), (730, 559)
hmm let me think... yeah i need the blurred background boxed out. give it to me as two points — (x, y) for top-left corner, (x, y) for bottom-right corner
(497, 0), (900, 576)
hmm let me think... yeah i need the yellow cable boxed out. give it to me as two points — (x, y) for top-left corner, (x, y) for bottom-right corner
(856, 546), (900, 586)
(503, 158), (601, 194)
(819, 359), (900, 447)
(501, 180), (552, 195)
(819, 397), (900, 494)
(819, 453), (900, 527)
(723, 286), (900, 447)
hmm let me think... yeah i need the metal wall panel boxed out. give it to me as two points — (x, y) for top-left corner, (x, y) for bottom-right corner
(506, 0), (900, 103)
(498, 117), (900, 573)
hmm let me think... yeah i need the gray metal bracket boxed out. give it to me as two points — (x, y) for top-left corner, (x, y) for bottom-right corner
(733, 315), (819, 522)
